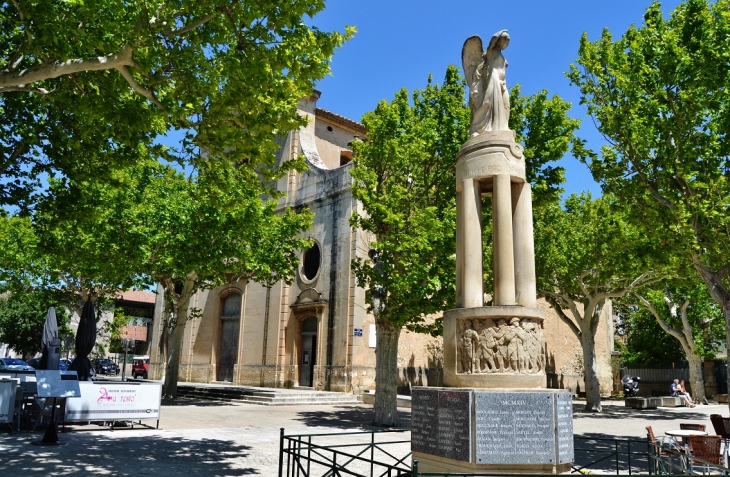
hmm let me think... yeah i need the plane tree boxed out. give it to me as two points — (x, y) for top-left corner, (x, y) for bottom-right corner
(30, 158), (313, 398)
(0, 0), (352, 208)
(631, 279), (724, 404)
(534, 194), (668, 412)
(568, 0), (730, 407)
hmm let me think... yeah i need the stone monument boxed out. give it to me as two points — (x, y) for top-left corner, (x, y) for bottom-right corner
(411, 30), (574, 474)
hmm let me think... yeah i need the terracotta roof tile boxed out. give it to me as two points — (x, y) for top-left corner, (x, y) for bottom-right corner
(117, 290), (157, 304)
(315, 108), (366, 135)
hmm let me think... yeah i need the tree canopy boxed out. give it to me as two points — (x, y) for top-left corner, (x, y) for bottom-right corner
(534, 193), (668, 411)
(0, 0), (352, 208)
(0, 288), (71, 358)
(568, 0), (730, 406)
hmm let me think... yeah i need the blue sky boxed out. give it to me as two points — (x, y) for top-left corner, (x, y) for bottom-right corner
(308, 0), (684, 198)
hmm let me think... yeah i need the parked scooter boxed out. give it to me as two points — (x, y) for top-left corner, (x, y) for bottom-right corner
(622, 375), (641, 397)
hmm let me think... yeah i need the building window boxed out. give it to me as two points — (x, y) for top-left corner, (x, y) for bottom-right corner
(340, 149), (353, 167)
(302, 243), (321, 282)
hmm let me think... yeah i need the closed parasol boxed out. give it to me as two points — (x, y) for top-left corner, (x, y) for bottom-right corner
(38, 307), (60, 370)
(68, 299), (96, 381)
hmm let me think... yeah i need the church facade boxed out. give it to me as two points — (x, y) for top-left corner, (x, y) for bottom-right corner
(148, 92), (615, 396)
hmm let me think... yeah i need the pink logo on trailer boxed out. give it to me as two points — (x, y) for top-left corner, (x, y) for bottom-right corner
(97, 387), (114, 405)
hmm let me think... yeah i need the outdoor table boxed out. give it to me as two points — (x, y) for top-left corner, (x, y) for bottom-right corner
(665, 429), (708, 448)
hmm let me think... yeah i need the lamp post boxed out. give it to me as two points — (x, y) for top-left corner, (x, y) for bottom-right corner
(120, 338), (135, 380)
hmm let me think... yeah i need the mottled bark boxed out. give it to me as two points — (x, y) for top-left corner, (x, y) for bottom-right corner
(161, 273), (196, 399)
(162, 302), (188, 399)
(581, 329), (602, 412)
(686, 354), (706, 404)
(692, 257), (730, 412)
(373, 320), (401, 427)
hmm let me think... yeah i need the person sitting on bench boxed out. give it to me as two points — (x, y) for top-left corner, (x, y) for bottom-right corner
(671, 379), (694, 407)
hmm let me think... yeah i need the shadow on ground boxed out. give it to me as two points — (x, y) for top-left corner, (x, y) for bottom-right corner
(293, 405), (412, 431)
(572, 403), (713, 421)
(574, 431), (651, 474)
(0, 434), (256, 476)
(161, 398), (244, 407)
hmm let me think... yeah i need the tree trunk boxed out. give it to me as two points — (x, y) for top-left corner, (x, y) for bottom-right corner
(157, 298), (172, 381)
(691, 258), (730, 413)
(581, 330), (602, 412)
(162, 301), (189, 399)
(373, 320), (401, 427)
(161, 276), (196, 400)
(686, 353), (706, 404)
(725, 305), (730, 413)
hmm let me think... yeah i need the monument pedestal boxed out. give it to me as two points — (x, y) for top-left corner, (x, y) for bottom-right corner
(411, 388), (574, 474)
(443, 306), (546, 388)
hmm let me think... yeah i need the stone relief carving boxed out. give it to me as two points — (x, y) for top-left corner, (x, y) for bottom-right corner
(462, 30), (511, 136)
(457, 317), (545, 375)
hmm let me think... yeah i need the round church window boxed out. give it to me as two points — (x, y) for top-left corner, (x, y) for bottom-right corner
(302, 243), (321, 282)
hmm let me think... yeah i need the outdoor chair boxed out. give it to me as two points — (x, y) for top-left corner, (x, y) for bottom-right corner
(680, 423), (707, 432)
(647, 425), (685, 474)
(688, 435), (723, 474)
(710, 414), (730, 466)
(646, 426), (677, 454)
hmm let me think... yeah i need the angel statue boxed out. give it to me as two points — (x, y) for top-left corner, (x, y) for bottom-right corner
(462, 30), (510, 136)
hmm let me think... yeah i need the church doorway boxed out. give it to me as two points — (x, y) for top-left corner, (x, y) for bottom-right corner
(218, 293), (241, 382)
(300, 316), (318, 387)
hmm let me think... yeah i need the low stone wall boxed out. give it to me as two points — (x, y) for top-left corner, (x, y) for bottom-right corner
(396, 366), (443, 395)
(361, 392), (412, 408)
(625, 396), (684, 409)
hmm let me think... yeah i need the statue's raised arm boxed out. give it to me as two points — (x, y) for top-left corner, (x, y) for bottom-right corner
(462, 30), (510, 136)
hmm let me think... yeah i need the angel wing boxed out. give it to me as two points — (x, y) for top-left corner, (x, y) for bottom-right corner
(461, 35), (484, 90)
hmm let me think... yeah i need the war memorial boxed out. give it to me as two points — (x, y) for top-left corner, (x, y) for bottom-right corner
(410, 30), (574, 474)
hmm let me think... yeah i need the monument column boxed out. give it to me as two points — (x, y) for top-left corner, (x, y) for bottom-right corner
(412, 29), (573, 475)
(492, 173), (515, 306)
(455, 189), (464, 308)
(512, 181), (537, 308)
(461, 178), (482, 308)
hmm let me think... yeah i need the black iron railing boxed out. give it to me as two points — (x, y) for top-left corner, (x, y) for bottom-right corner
(279, 428), (727, 476)
(279, 428), (412, 477)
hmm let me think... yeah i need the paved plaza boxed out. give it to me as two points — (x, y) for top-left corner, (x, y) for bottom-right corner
(0, 396), (727, 476)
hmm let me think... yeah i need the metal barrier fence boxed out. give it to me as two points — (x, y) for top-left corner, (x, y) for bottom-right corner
(278, 429), (660, 477)
(279, 428), (412, 477)
(572, 436), (650, 474)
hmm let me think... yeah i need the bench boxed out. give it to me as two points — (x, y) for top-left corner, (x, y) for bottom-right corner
(625, 397), (660, 409)
(625, 396), (685, 409)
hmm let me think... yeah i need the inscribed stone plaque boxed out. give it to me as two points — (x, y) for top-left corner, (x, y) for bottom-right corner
(411, 388), (440, 456)
(437, 390), (472, 462)
(556, 392), (574, 464)
(475, 392), (556, 465)
(411, 388), (472, 463)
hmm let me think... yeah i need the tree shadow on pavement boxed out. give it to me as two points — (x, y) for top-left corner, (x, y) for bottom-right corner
(162, 398), (245, 407)
(0, 433), (256, 476)
(293, 405), (412, 431)
(572, 402), (714, 421)
(573, 431), (651, 475)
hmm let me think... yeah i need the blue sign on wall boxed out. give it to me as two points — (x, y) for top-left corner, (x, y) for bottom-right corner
(354, 328), (363, 337)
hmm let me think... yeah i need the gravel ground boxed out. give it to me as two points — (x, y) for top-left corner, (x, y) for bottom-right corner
(0, 396), (727, 476)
